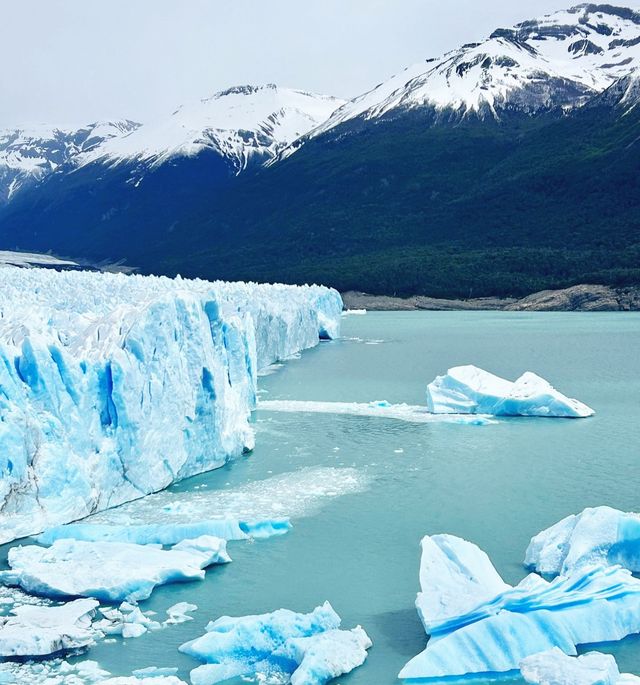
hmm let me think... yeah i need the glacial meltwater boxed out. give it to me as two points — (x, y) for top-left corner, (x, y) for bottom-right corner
(4, 311), (640, 684)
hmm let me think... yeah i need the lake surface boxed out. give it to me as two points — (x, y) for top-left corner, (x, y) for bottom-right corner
(20, 313), (640, 682)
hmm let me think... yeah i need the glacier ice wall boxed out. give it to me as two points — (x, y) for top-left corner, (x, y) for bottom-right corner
(0, 267), (341, 542)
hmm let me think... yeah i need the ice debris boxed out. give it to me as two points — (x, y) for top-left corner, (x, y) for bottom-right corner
(0, 267), (341, 543)
(179, 602), (371, 685)
(400, 534), (640, 681)
(525, 506), (640, 576)
(0, 536), (230, 602)
(426, 365), (594, 417)
(520, 648), (640, 685)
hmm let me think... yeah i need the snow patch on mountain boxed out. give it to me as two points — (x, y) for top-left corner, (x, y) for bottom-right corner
(79, 84), (345, 174)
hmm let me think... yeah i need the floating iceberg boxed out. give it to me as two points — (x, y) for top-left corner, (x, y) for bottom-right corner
(426, 365), (594, 417)
(179, 602), (370, 685)
(0, 598), (99, 657)
(0, 536), (230, 602)
(37, 518), (290, 546)
(0, 658), (111, 684)
(400, 534), (640, 681)
(0, 267), (341, 543)
(520, 648), (640, 685)
(258, 399), (494, 425)
(165, 602), (198, 625)
(525, 506), (640, 575)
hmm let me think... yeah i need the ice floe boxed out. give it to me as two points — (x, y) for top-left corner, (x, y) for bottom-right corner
(0, 658), (110, 685)
(400, 534), (640, 681)
(37, 518), (290, 546)
(426, 365), (594, 417)
(0, 598), (99, 657)
(525, 506), (640, 575)
(0, 536), (230, 602)
(179, 602), (370, 685)
(520, 648), (640, 685)
(0, 267), (341, 543)
(258, 399), (494, 425)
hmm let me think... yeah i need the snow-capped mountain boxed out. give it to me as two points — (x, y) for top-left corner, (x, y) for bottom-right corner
(0, 121), (139, 204)
(78, 84), (345, 174)
(301, 3), (640, 141)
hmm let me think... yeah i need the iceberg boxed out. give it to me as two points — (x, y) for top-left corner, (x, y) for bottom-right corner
(0, 267), (341, 543)
(426, 365), (594, 417)
(95, 601), (162, 638)
(0, 536), (230, 602)
(520, 648), (640, 685)
(100, 678), (186, 684)
(179, 602), (370, 685)
(525, 506), (640, 576)
(37, 518), (291, 546)
(400, 534), (640, 681)
(0, 598), (99, 657)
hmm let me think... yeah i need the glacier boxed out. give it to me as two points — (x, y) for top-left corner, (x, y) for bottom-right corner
(400, 534), (640, 681)
(426, 365), (594, 417)
(179, 602), (370, 685)
(525, 506), (640, 576)
(0, 267), (341, 543)
(0, 536), (230, 602)
(0, 598), (99, 657)
(520, 648), (640, 685)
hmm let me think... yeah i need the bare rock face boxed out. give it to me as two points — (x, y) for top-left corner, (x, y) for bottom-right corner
(504, 285), (640, 311)
(342, 285), (640, 312)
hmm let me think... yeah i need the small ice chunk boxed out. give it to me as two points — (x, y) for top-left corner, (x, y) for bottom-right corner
(165, 602), (198, 625)
(525, 506), (640, 575)
(426, 365), (594, 417)
(520, 647), (640, 685)
(0, 537), (230, 602)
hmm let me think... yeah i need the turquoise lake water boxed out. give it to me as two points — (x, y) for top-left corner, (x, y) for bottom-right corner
(12, 312), (640, 683)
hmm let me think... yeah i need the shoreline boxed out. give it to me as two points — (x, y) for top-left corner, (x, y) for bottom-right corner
(342, 284), (640, 312)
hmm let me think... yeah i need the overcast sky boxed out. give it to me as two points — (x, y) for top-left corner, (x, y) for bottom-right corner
(2, 0), (640, 127)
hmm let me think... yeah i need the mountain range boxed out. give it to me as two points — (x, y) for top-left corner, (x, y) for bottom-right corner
(1, 3), (639, 297)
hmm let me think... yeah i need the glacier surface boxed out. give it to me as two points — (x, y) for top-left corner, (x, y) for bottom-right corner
(400, 534), (640, 681)
(525, 506), (640, 576)
(426, 365), (594, 417)
(179, 602), (370, 685)
(0, 267), (341, 543)
(520, 648), (640, 685)
(0, 536), (230, 602)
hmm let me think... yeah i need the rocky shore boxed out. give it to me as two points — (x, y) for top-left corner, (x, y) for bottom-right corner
(342, 284), (640, 312)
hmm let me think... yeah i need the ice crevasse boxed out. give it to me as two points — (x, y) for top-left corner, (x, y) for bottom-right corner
(0, 267), (342, 543)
